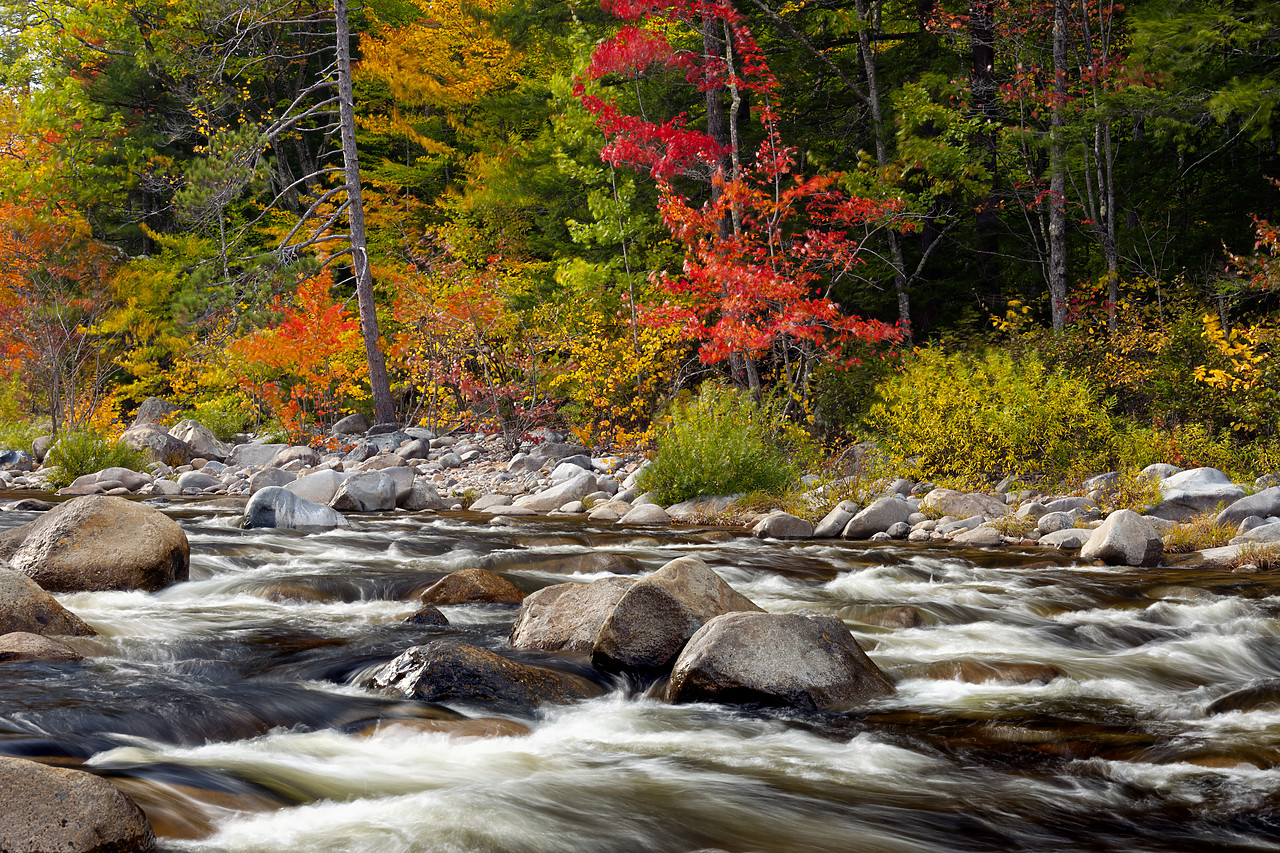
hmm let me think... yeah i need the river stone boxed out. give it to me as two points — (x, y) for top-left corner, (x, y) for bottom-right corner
(921, 660), (1064, 685)
(550, 461), (591, 483)
(286, 469), (351, 505)
(665, 495), (742, 522)
(402, 482), (446, 511)
(509, 577), (637, 653)
(1037, 511), (1075, 534)
(369, 641), (600, 711)
(512, 474), (598, 513)
(1149, 467), (1246, 522)
(396, 438), (431, 461)
(591, 556), (763, 676)
(1206, 679), (1280, 715)
(176, 470), (221, 492)
(617, 503), (671, 526)
(0, 570), (95, 636)
(529, 441), (590, 464)
(267, 445), (321, 470)
(0, 449), (33, 472)
(366, 431), (413, 454)
(243, 486), (348, 532)
(1142, 462), (1183, 480)
(813, 500), (859, 538)
(752, 511), (814, 540)
(1230, 520), (1280, 545)
(666, 611), (895, 712)
(842, 497), (915, 540)
(404, 604), (450, 626)
(0, 631), (84, 662)
(920, 488), (1005, 519)
(865, 606), (924, 629)
(94, 467), (152, 492)
(1016, 502), (1049, 521)
(1038, 528), (1091, 550)
(470, 494), (512, 511)
(228, 442), (288, 469)
(168, 419), (231, 461)
(120, 424), (193, 466)
(0, 496), (188, 593)
(331, 470), (397, 512)
(951, 526), (1004, 547)
(248, 466), (296, 494)
(1216, 487), (1280, 528)
(332, 413), (371, 436)
(31, 435), (52, 463)
(1080, 509), (1163, 566)
(419, 567), (526, 606)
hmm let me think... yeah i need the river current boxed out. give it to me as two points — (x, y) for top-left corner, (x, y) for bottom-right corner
(3, 498), (1280, 852)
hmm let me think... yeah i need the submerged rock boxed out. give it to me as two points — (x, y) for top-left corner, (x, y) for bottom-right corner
(509, 577), (636, 653)
(1206, 679), (1280, 715)
(419, 567), (526, 606)
(666, 611), (895, 711)
(919, 660), (1064, 685)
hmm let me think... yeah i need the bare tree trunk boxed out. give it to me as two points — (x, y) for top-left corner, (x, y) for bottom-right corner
(1048, 0), (1069, 330)
(335, 0), (394, 424)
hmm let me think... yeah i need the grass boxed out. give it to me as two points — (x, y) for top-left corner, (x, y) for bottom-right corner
(1230, 541), (1280, 572)
(1162, 511), (1236, 554)
(988, 514), (1036, 538)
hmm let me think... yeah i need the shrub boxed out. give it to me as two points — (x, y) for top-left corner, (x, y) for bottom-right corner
(865, 347), (1121, 484)
(174, 398), (254, 442)
(1162, 512), (1236, 554)
(1094, 467), (1165, 515)
(44, 430), (150, 487)
(1231, 541), (1280, 572)
(637, 384), (813, 505)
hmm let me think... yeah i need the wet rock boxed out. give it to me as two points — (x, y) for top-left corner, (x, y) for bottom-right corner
(1149, 467), (1246, 522)
(1080, 509), (1163, 567)
(666, 611), (895, 711)
(618, 503), (671, 526)
(359, 717), (531, 739)
(921, 488), (1005, 519)
(592, 556), (762, 675)
(921, 660), (1064, 685)
(1217, 487), (1280, 528)
(1207, 680), (1280, 715)
(419, 567), (526, 606)
(752, 511), (814, 540)
(168, 419), (231, 461)
(369, 641), (601, 711)
(331, 470), (397, 512)
(813, 500), (859, 538)
(0, 631), (84, 662)
(120, 424), (193, 466)
(332, 413), (371, 436)
(865, 606), (924, 629)
(0, 496), (188, 593)
(0, 755), (155, 853)
(243, 486), (348, 532)
(842, 497), (915, 540)
(509, 577), (636, 653)
(404, 605), (450, 626)
(0, 570), (95, 636)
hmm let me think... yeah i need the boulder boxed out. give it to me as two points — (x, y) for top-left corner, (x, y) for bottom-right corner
(509, 577), (636, 653)
(951, 526), (1004, 547)
(529, 441), (590, 464)
(419, 568), (526, 606)
(752, 511), (814, 540)
(1141, 462), (1183, 480)
(332, 413), (371, 436)
(285, 469), (351, 505)
(1038, 528), (1091, 550)
(382, 467), (415, 505)
(176, 470), (221, 492)
(168, 419), (230, 461)
(0, 756), (155, 853)
(666, 611), (895, 711)
(119, 424), (193, 466)
(665, 494), (742, 522)
(30, 435), (52, 463)
(131, 396), (179, 426)
(1, 496), (188, 593)
(470, 494), (512, 511)
(1149, 467), (1246, 522)
(617, 503), (672, 526)
(1217, 487), (1280, 528)
(365, 431), (413, 454)
(396, 438), (432, 461)
(368, 641), (601, 711)
(404, 605), (450, 626)
(920, 660), (1064, 685)
(227, 442), (288, 469)
(94, 467), (152, 491)
(0, 631), (84, 662)
(813, 500), (859, 538)
(591, 556), (762, 675)
(0, 449), (34, 472)
(1230, 520), (1280, 545)
(1037, 511), (1075, 534)
(865, 606), (924, 629)
(242, 486), (348, 532)
(1206, 679), (1280, 715)
(0, 570), (96, 636)
(401, 483), (446, 511)
(330, 471), (397, 512)
(920, 488), (1005, 519)
(249, 467), (296, 494)
(1043, 496), (1097, 514)
(512, 473), (598, 513)
(1080, 509), (1164, 566)
(267, 445), (321, 470)
(550, 461), (592, 483)
(842, 497), (915, 540)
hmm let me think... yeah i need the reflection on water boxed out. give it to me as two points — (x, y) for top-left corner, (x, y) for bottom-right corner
(3, 504), (1280, 852)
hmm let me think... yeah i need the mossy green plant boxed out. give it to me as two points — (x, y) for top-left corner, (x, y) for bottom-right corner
(44, 430), (150, 488)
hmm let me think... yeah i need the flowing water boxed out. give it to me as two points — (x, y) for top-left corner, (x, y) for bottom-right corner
(4, 498), (1280, 852)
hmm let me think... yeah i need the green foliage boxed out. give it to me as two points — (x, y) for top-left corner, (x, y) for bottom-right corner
(174, 398), (253, 442)
(865, 347), (1121, 484)
(988, 515), (1036, 539)
(0, 377), (41, 452)
(1094, 467), (1165, 515)
(1231, 541), (1280, 572)
(637, 385), (814, 506)
(44, 430), (149, 487)
(1163, 512), (1236, 554)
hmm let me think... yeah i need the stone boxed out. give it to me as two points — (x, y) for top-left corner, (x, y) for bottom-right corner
(550, 461), (591, 483)
(404, 605), (449, 626)
(665, 494), (742, 522)
(469, 494), (512, 511)
(0, 631), (83, 662)
(176, 470), (221, 492)
(813, 501), (859, 538)
(617, 503), (671, 525)
(666, 611), (895, 712)
(1231, 520), (1280, 545)
(381, 466), (414, 504)
(1206, 679), (1280, 715)
(507, 453), (542, 474)
(920, 488), (1006, 519)
(1015, 502), (1049, 521)
(937, 515), (984, 537)
(227, 442), (288, 469)
(1149, 467), (1246, 522)
(0, 496), (188, 593)
(168, 419), (231, 461)
(1038, 528), (1090, 550)
(30, 435), (52, 463)
(419, 568), (526, 606)
(0, 756), (155, 853)
(285, 469), (350, 505)
(330, 470), (397, 512)
(438, 452), (463, 469)
(951, 526), (1004, 547)
(332, 413), (372, 435)
(591, 556), (762, 675)
(842, 497), (915, 540)
(131, 396), (179, 426)
(242, 486), (348, 532)
(248, 467), (295, 494)
(528, 441), (591, 464)
(368, 641), (601, 712)
(342, 442), (378, 465)
(1216, 487), (1280, 528)
(150, 479), (182, 497)
(368, 422), (402, 436)
(865, 606), (924, 629)
(95, 467), (152, 492)
(1043, 496), (1096, 514)
(0, 570), (95, 636)
(119, 424), (193, 466)
(752, 511), (814, 540)
(1037, 511), (1075, 534)
(267, 445), (321, 469)
(401, 483), (446, 511)
(1141, 462), (1182, 480)
(512, 473), (598, 513)
(509, 577), (637, 654)
(558, 500), (586, 514)
(0, 449), (33, 472)
(587, 506), (620, 522)
(1080, 509), (1164, 567)
(921, 660), (1064, 685)
(365, 431), (413, 454)
(396, 438), (432, 461)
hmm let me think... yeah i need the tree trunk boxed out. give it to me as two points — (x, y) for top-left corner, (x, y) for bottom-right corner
(335, 0), (395, 424)
(1048, 0), (1069, 330)
(970, 0), (1001, 293)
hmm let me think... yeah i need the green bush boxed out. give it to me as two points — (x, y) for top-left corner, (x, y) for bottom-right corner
(174, 398), (253, 442)
(637, 384), (813, 505)
(865, 347), (1121, 485)
(44, 431), (150, 487)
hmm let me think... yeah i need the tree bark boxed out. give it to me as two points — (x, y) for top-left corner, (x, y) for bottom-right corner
(970, 0), (1001, 293)
(1048, 0), (1069, 330)
(335, 0), (395, 424)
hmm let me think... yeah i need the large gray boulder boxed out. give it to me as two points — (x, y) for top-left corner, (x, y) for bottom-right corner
(591, 556), (762, 675)
(248, 467), (296, 494)
(752, 511), (814, 540)
(0, 496), (188, 593)
(131, 397), (179, 426)
(0, 756), (155, 853)
(512, 473), (598, 513)
(1149, 467), (1246, 522)
(286, 469), (351, 505)
(330, 471), (397, 512)
(509, 577), (636, 653)
(119, 424), (193, 466)
(1080, 509), (1163, 566)
(617, 503), (671, 525)
(666, 611), (895, 712)
(176, 470), (221, 492)
(332, 413), (371, 436)
(920, 488), (1005, 519)
(842, 497), (915, 540)
(1038, 528), (1091, 550)
(243, 486), (348, 532)
(0, 570), (95, 636)
(228, 442), (288, 469)
(91, 467), (151, 492)
(369, 641), (601, 712)
(168, 419), (231, 461)
(267, 445), (321, 469)
(402, 482), (447, 511)
(813, 500), (859, 538)
(1217, 487), (1280, 528)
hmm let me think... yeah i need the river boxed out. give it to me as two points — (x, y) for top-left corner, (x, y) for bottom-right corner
(3, 499), (1280, 852)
